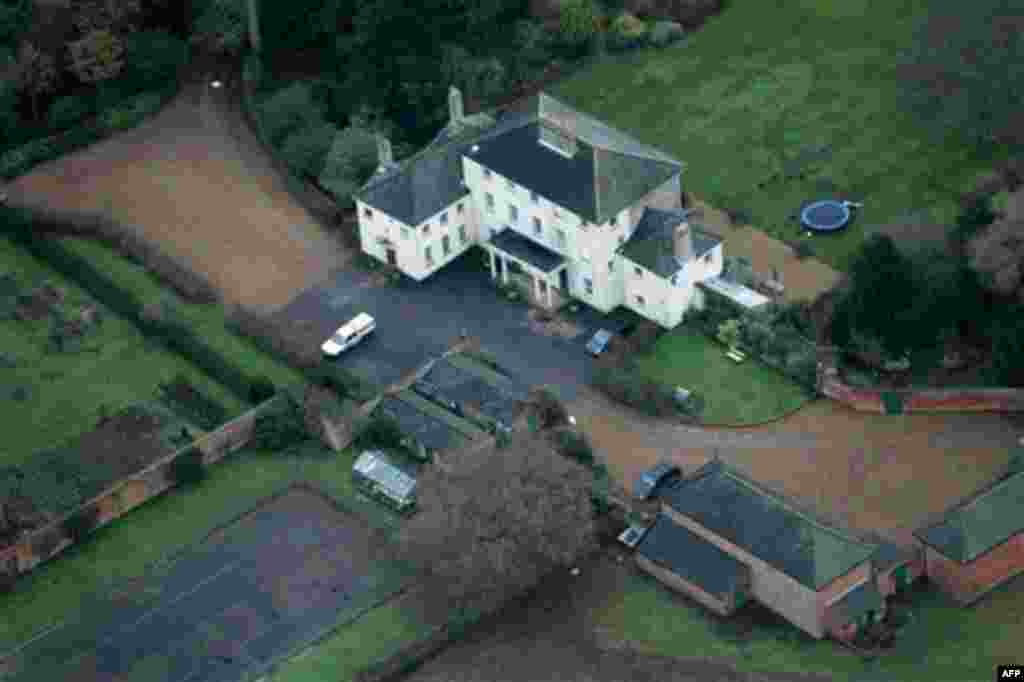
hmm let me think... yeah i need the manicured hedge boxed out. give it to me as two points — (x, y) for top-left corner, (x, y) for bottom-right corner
(1, 209), (262, 403)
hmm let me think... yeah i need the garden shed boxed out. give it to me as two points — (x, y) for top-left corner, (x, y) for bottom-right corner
(352, 450), (417, 512)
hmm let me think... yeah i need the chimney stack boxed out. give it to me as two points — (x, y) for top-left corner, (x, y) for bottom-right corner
(673, 221), (693, 263)
(375, 134), (393, 174)
(449, 86), (464, 127)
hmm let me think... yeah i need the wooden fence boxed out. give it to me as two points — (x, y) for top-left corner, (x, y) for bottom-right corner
(0, 395), (284, 585)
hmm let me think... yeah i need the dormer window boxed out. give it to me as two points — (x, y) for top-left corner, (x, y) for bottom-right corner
(634, 266), (643, 277)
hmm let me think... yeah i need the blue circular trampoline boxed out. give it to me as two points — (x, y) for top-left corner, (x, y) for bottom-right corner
(801, 199), (854, 233)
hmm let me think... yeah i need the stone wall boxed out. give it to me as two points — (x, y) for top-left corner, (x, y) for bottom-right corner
(0, 395), (283, 585)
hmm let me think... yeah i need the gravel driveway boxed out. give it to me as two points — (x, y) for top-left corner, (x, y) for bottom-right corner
(277, 254), (605, 398)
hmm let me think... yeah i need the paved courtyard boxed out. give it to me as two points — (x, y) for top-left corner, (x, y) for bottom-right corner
(278, 253), (621, 400)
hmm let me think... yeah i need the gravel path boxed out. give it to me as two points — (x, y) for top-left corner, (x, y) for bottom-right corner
(5, 54), (350, 311)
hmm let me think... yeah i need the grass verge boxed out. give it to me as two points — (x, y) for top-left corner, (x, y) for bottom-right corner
(593, 568), (1024, 681)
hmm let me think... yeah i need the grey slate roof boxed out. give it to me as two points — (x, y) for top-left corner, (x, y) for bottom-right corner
(830, 581), (884, 624)
(618, 208), (721, 279)
(488, 229), (565, 273)
(637, 513), (747, 598)
(418, 358), (527, 426)
(357, 92), (682, 227)
(914, 469), (1024, 563)
(377, 394), (469, 452)
(661, 460), (878, 590)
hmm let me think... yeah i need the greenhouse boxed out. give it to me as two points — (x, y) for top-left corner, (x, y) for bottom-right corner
(352, 450), (418, 512)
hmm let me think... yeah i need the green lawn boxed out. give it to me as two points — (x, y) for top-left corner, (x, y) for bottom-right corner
(552, 0), (1010, 271)
(0, 237), (247, 465)
(260, 597), (438, 682)
(0, 445), (404, 653)
(594, 568), (1024, 682)
(638, 327), (811, 425)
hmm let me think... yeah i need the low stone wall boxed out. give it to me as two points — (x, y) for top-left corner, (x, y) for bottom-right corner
(0, 395), (283, 585)
(818, 367), (1024, 414)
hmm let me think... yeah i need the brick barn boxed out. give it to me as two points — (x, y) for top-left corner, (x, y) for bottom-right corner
(635, 459), (912, 642)
(914, 469), (1024, 605)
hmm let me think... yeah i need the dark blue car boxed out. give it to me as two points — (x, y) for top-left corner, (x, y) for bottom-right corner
(633, 461), (681, 500)
(586, 329), (613, 356)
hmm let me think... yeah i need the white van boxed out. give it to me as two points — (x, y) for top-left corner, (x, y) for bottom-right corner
(321, 313), (376, 356)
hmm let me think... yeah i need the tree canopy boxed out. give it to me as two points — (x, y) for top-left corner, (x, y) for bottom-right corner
(398, 432), (597, 621)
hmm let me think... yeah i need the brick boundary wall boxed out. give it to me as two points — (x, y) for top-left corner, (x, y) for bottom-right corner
(0, 395), (285, 584)
(817, 365), (1024, 414)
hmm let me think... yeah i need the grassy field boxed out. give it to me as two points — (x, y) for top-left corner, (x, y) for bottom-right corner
(552, 0), (1009, 271)
(592, 568), (1024, 682)
(637, 327), (812, 425)
(0, 236), (247, 466)
(0, 444), (405, 653)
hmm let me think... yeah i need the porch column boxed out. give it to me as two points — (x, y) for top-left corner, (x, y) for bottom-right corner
(501, 256), (509, 284)
(534, 272), (543, 304)
(489, 248), (497, 280)
(545, 273), (553, 308)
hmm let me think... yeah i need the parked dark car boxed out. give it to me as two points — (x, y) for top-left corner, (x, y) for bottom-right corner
(633, 461), (681, 500)
(586, 328), (613, 356)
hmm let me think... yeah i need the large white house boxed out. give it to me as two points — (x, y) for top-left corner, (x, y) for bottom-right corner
(353, 88), (737, 329)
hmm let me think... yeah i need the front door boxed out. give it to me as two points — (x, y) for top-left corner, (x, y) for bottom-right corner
(386, 248), (397, 267)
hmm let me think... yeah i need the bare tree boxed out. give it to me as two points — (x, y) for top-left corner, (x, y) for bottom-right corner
(67, 29), (125, 84)
(15, 42), (58, 123)
(399, 432), (597, 622)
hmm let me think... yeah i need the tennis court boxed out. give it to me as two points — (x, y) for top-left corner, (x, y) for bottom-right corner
(1, 486), (408, 682)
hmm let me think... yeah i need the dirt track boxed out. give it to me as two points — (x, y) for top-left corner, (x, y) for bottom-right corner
(569, 387), (1020, 545)
(5, 56), (350, 311)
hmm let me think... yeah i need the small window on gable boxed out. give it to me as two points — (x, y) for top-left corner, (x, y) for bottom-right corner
(440, 212), (448, 226)
(704, 252), (712, 264)
(584, 278), (593, 295)
(485, 193), (495, 212)
(634, 266), (643, 277)
(458, 224), (467, 244)
(363, 208), (373, 220)
(425, 245), (434, 265)
(530, 191), (539, 203)
(484, 168), (492, 180)
(442, 235), (451, 256)
(635, 295), (645, 306)
(457, 202), (464, 214)
(610, 216), (617, 227)
(422, 223), (430, 235)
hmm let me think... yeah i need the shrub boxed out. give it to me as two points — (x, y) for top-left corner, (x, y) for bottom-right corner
(191, 0), (246, 54)
(592, 362), (678, 417)
(46, 95), (98, 132)
(258, 83), (324, 147)
(608, 12), (647, 51)
(648, 20), (685, 46)
(169, 447), (206, 486)
(122, 30), (188, 89)
(794, 241), (815, 260)
(249, 377), (277, 404)
(553, 428), (594, 465)
(61, 505), (101, 544)
(251, 399), (308, 451)
(531, 386), (568, 429)
(354, 413), (406, 451)
(157, 373), (231, 430)
(279, 121), (337, 178)
(558, 0), (598, 53)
